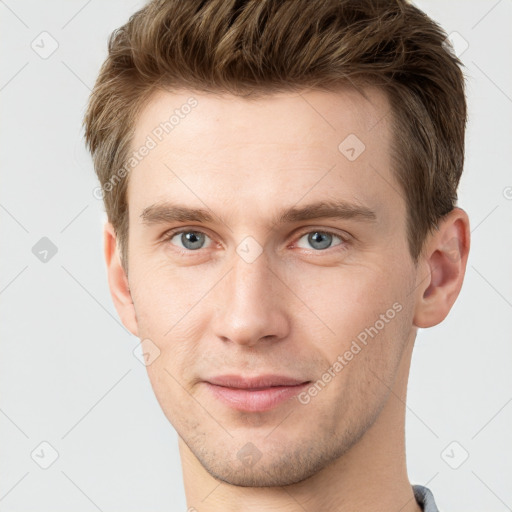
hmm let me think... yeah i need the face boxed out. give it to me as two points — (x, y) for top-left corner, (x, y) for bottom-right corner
(121, 87), (420, 486)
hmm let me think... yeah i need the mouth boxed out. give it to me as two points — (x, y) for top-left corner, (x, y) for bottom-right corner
(203, 375), (311, 412)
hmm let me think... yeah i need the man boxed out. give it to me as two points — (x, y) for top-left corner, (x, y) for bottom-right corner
(84, 1), (470, 510)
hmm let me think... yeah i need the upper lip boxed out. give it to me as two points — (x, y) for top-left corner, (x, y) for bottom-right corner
(205, 375), (310, 389)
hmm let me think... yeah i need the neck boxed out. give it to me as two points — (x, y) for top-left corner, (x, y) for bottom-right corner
(179, 336), (421, 512)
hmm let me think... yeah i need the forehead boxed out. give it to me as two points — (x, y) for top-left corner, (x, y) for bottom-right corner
(127, 86), (400, 226)
(131, 86), (390, 154)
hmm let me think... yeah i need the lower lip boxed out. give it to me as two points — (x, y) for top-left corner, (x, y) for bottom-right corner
(204, 382), (310, 412)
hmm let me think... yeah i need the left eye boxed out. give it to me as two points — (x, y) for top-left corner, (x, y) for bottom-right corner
(296, 231), (344, 251)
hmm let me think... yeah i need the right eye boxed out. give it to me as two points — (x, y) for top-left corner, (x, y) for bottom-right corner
(164, 229), (213, 251)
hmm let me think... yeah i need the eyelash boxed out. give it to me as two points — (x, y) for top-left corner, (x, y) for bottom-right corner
(161, 227), (350, 256)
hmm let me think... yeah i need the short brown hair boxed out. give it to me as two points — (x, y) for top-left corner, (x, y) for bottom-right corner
(83, 0), (466, 268)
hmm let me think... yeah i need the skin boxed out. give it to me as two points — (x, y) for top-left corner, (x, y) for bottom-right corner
(104, 87), (470, 511)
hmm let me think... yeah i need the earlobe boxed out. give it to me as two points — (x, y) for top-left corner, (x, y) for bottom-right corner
(413, 208), (470, 328)
(104, 222), (139, 337)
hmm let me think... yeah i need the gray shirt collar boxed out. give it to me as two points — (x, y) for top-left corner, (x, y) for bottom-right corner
(413, 485), (440, 512)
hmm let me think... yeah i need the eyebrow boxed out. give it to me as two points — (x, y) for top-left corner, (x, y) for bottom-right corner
(140, 199), (377, 227)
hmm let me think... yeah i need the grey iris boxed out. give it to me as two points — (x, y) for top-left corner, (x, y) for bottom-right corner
(181, 231), (205, 250)
(308, 231), (332, 250)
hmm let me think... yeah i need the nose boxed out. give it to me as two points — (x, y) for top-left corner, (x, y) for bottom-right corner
(211, 250), (290, 347)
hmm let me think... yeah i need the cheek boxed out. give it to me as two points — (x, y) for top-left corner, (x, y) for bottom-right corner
(129, 260), (215, 333)
(128, 265), (213, 394)
(309, 264), (403, 332)
(310, 264), (412, 379)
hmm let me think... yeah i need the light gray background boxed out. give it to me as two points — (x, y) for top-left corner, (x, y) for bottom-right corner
(1, 1), (511, 511)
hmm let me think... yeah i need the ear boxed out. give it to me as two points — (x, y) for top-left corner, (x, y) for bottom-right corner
(104, 222), (139, 337)
(413, 207), (470, 328)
